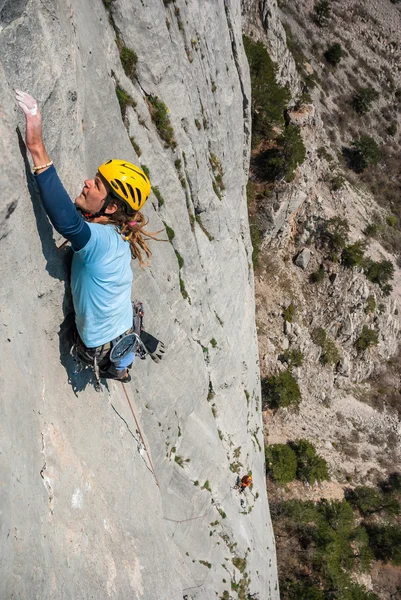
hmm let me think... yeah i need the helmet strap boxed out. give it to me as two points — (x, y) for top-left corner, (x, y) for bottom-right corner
(77, 196), (112, 221)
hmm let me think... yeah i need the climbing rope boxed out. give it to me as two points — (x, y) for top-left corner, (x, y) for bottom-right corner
(120, 382), (160, 488)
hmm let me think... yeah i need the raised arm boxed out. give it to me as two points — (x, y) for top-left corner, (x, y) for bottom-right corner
(16, 90), (52, 174)
(17, 90), (90, 249)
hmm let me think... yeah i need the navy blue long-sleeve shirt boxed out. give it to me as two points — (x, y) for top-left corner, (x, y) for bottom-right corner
(35, 165), (90, 250)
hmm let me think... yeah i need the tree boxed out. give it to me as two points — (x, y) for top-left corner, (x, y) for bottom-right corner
(292, 439), (330, 484)
(346, 136), (380, 173)
(259, 125), (306, 182)
(367, 524), (401, 564)
(261, 369), (301, 409)
(341, 240), (366, 268)
(313, 0), (331, 26)
(355, 326), (379, 352)
(243, 36), (291, 143)
(346, 486), (400, 516)
(364, 258), (394, 287)
(324, 43), (342, 65)
(265, 444), (297, 485)
(352, 87), (379, 115)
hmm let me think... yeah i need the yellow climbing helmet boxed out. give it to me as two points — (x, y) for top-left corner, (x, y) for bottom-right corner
(98, 159), (151, 214)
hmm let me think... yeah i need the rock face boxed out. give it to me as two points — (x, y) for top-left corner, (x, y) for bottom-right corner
(0, 1), (279, 599)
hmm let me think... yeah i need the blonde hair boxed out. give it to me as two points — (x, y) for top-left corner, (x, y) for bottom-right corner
(107, 201), (162, 268)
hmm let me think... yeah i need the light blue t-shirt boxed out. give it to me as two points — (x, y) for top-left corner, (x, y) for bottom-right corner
(71, 223), (133, 348)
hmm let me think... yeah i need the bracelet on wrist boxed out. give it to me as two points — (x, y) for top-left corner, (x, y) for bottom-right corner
(32, 161), (53, 172)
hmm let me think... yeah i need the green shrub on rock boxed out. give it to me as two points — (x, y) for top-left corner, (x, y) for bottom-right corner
(265, 443), (297, 485)
(364, 258), (395, 287)
(261, 369), (301, 409)
(243, 36), (291, 143)
(341, 240), (366, 268)
(366, 524), (401, 565)
(352, 87), (379, 115)
(263, 125), (306, 183)
(346, 486), (400, 517)
(355, 325), (379, 352)
(347, 136), (380, 173)
(309, 265), (325, 284)
(313, 0), (331, 27)
(279, 348), (304, 368)
(292, 439), (329, 484)
(324, 43), (342, 65)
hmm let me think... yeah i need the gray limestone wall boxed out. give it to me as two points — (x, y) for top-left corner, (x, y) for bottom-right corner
(0, 1), (279, 599)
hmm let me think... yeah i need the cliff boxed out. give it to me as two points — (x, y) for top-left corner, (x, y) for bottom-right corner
(0, 0), (279, 599)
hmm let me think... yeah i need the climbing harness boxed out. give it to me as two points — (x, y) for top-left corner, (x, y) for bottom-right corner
(71, 301), (150, 390)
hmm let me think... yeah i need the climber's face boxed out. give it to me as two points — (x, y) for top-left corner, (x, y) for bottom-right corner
(75, 174), (116, 215)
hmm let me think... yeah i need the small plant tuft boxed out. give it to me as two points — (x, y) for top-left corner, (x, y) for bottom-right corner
(147, 95), (176, 148)
(116, 86), (136, 118)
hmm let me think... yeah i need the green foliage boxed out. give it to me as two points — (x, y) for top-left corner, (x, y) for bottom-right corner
(265, 443), (297, 485)
(232, 557), (247, 573)
(381, 472), (401, 494)
(116, 86), (136, 118)
(259, 125), (306, 182)
(147, 95), (176, 148)
(387, 122), (397, 136)
(283, 303), (295, 322)
(209, 154), (225, 197)
(365, 295), (376, 314)
(174, 455), (184, 467)
(210, 338), (217, 348)
(141, 164), (150, 178)
(313, 0), (331, 26)
(120, 46), (137, 79)
(320, 336), (340, 366)
(348, 136), (380, 173)
(280, 498), (376, 598)
(129, 136), (141, 157)
(341, 240), (366, 268)
(366, 524), (401, 565)
(180, 277), (189, 301)
(292, 439), (329, 484)
(318, 217), (350, 254)
(330, 174), (346, 191)
(285, 582), (324, 600)
(352, 87), (379, 115)
(346, 486), (400, 517)
(163, 222), (175, 242)
(324, 43), (342, 65)
(201, 480), (211, 492)
(311, 327), (326, 347)
(175, 250), (184, 270)
(195, 215), (214, 241)
(279, 348), (304, 368)
(355, 325), (379, 352)
(152, 186), (164, 208)
(243, 35), (291, 143)
(364, 223), (380, 237)
(386, 214), (398, 227)
(309, 265), (325, 283)
(311, 327), (339, 365)
(261, 369), (301, 410)
(364, 258), (394, 287)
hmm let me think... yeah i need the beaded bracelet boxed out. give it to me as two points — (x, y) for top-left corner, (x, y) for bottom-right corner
(32, 161), (53, 172)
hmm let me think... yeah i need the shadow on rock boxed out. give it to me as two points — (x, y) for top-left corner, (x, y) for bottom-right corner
(17, 127), (87, 393)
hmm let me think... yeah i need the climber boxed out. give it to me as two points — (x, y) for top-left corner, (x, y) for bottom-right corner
(17, 90), (165, 384)
(238, 474), (252, 493)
